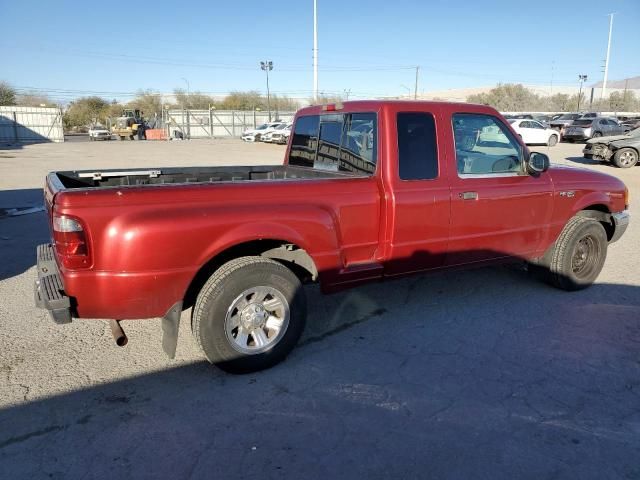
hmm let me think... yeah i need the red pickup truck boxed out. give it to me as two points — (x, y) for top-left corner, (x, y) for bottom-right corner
(35, 101), (629, 373)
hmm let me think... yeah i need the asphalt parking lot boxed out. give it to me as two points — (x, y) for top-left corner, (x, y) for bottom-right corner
(1, 139), (639, 479)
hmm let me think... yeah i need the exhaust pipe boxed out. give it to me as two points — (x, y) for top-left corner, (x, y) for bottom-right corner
(108, 320), (128, 347)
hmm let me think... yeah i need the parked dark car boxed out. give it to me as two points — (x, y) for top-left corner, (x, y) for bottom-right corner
(583, 127), (640, 168)
(563, 117), (626, 142)
(550, 113), (581, 135)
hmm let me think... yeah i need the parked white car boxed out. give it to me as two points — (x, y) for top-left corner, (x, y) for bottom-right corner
(508, 119), (559, 146)
(88, 125), (112, 141)
(241, 122), (284, 142)
(270, 123), (292, 145)
(263, 122), (292, 143)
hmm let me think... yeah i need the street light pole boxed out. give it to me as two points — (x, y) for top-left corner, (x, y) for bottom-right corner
(260, 61), (273, 121)
(577, 74), (588, 112)
(313, 0), (318, 102)
(601, 13), (614, 100)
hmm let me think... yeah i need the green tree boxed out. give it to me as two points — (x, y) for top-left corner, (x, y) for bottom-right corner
(173, 88), (218, 109)
(63, 96), (111, 129)
(16, 92), (55, 107)
(0, 81), (17, 106)
(127, 90), (163, 117)
(220, 90), (265, 110)
(467, 84), (543, 111)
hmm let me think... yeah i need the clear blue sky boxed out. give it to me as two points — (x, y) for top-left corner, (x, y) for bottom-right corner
(1, 0), (639, 103)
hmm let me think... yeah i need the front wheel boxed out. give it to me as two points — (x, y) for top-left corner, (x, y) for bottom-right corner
(192, 256), (307, 373)
(547, 135), (558, 146)
(613, 148), (638, 168)
(542, 217), (608, 291)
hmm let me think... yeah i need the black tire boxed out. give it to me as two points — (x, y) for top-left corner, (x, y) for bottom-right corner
(119, 136), (125, 141)
(592, 132), (602, 138)
(612, 148), (639, 168)
(192, 256), (307, 373)
(543, 217), (608, 291)
(547, 134), (558, 147)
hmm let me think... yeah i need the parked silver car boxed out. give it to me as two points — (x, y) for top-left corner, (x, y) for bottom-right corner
(563, 117), (626, 142)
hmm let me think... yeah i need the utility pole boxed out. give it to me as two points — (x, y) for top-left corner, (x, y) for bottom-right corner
(577, 74), (588, 111)
(601, 13), (614, 101)
(313, 0), (318, 102)
(414, 66), (419, 100)
(343, 89), (351, 101)
(181, 77), (190, 108)
(260, 61), (273, 121)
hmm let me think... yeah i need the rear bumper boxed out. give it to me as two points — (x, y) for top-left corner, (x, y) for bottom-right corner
(34, 244), (72, 324)
(610, 211), (630, 243)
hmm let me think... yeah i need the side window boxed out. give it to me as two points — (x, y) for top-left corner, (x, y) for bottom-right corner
(532, 121), (544, 129)
(315, 114), (344, 171)
(397, 112), (438, 180)
(340, 113), (377, 174)
(520, 121), (531, 128)
(289, 112), (377, 175)
(288, 115), (319, 168)
(452, 113), (522, 176)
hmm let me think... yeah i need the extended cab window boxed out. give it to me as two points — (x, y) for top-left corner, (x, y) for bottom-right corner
(288, 112), (377, 175)
(289, 115), (320, 168)
(397, 112), (438, 180)
(452, 114), (522, 176)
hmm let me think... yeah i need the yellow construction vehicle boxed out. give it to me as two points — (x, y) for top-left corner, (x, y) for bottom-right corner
(111, 109), (144, 140)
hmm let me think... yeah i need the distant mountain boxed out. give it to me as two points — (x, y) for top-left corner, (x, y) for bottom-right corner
(591, 76), (640, 89)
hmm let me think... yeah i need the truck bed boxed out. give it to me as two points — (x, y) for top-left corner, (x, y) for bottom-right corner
(54, 165), (353, 190)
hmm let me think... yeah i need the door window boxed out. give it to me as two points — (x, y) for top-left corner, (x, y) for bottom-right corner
(452, 113), (523, 176)
(397, 112), (438, 180)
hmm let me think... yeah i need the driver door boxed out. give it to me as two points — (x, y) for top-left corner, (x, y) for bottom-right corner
(447, 113), (554, 265)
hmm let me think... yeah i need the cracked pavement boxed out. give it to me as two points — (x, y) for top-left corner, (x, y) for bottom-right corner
(0, 140), (639, 479)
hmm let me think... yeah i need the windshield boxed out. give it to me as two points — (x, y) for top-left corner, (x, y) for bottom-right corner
(274, 123), (287, 130)
(628, 127), (640, 137)
(256, 124), (268, 130)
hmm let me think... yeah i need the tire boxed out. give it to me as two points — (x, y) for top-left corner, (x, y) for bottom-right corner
(544, 217), (608, 291)
(119, 136), (125, 141)
(547, 135), (558, 147)
(612, 148), (638, 168)
(592, 132), (602, 138)
(192, 256), (307, 373)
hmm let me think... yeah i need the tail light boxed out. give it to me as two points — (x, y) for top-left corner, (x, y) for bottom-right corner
(53, 214), (90, 268)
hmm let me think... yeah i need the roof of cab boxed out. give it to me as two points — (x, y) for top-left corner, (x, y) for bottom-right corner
(294, 100), (499, 117)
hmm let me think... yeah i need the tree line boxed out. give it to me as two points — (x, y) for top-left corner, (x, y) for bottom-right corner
(2, 80), (639, 130)
(0, 82), (300, 129)
(466, 83), (639, 113)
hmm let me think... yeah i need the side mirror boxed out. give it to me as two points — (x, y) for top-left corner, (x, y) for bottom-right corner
(527, 152), (550, 174)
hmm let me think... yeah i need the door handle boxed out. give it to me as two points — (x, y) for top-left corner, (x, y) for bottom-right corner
(459, 191), (478, 200)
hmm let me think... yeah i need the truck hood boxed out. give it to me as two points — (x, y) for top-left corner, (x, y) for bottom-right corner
(548, 164), (626, 210)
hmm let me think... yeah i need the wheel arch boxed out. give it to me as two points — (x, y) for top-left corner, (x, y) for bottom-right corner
(183, 239), (318, 310)
(576, 204), (615, 241)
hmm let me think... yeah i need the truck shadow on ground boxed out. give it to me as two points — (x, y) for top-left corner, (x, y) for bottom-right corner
(1, 266), (639, 479)
(0, 189), (49, 281)
(564, 155), (617, 167)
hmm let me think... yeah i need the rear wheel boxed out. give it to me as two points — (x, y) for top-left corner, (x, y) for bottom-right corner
(612, 148), (638, 168)
(592, 132), (602, 138)
(192, 256), (307, 373)
(539, 217), (608, 291)
(547, 134), (558, 146)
